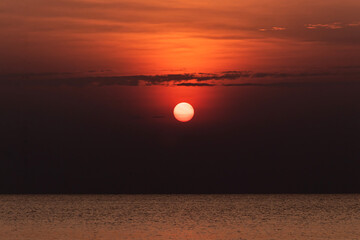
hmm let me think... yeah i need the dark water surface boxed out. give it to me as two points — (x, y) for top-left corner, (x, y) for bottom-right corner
(0, 195), (359, 239)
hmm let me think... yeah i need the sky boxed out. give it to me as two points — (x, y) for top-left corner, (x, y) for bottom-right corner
(1, 0), (360, 193)
(1, 0), (360, 77)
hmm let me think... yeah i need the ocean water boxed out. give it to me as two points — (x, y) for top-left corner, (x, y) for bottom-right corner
(0, 195), (359, 240)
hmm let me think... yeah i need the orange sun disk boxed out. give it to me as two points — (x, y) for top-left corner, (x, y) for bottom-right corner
(173, 102), (194, 122)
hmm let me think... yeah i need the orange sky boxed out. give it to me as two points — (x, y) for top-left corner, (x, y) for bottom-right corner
(1, 0), (360, 77)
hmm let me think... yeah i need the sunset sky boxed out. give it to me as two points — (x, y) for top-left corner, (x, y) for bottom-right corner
(1, 0), (360, 193)
(2, 0), (360, 78)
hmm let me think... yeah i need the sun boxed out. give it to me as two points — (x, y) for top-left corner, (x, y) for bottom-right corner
(173, 102), (194, 122)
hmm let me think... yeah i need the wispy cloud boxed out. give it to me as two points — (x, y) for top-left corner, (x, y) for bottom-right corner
(259, 26), (286, 31)
(305, 21), (360, 30)
(306, 22), (343, 29)
(348, 22), (360, 27)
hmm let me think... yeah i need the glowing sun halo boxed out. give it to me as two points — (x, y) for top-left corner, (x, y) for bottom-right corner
(173, 102), (194, 122)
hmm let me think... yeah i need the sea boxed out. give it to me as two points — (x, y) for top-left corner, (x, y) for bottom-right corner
(0, 195), (359, 240)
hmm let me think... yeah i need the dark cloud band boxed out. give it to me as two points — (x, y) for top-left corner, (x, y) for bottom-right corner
(1, 70), (360, 87)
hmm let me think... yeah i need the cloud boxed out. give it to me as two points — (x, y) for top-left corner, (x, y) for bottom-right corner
(306, 23), (343, 29)
(305, 22), (360, 30)
(223, 81), (360, 87)
(259, 26), (286, 31)
(272, 27), (286, 31)
(190, 34), (262, 40)
(176, 83), (215, 87)
(1, 70), (360, 87)
(348, 22), (360, 27)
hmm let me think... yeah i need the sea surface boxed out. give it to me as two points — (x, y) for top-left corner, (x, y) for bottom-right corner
(0, 195), (359, 240)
